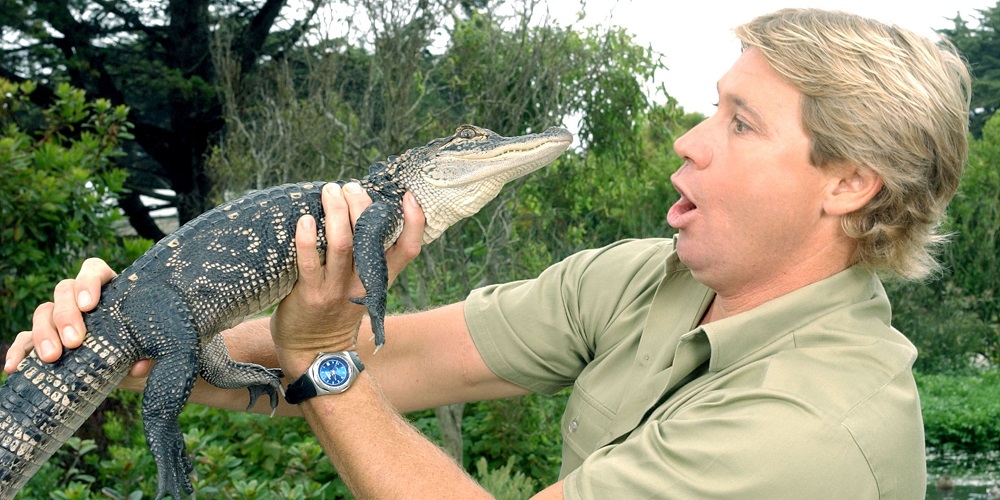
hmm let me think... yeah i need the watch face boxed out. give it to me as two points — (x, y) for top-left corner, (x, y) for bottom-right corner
(317, 356), (351, 388)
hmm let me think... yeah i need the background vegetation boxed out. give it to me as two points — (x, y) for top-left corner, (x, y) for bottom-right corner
(1, 0), (998, 497)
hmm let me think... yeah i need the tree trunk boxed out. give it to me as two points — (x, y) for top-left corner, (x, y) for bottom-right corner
(435, 403), (466, 462)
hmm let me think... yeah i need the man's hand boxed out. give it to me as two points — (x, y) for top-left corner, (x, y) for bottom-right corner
(270, 182), (424, 371)
(5, 258), (154, 383)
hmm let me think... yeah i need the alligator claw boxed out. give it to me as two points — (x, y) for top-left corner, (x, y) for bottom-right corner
(245, 368), (284, 415)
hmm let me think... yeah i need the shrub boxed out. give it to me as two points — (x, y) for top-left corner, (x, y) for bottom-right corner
(917, 369), (1000, 455)
(0, 79), (144, 341)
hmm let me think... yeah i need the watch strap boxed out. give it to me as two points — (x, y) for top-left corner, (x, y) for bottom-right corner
(285, 371), (319, 404)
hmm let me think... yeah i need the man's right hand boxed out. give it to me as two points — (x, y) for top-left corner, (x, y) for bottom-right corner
(5, 258), (154, 380)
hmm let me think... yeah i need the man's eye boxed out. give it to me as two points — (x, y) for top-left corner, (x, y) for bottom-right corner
(733, 117), (751, 134)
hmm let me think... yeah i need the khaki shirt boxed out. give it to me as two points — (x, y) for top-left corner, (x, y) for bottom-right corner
(465, 238), (925, 499)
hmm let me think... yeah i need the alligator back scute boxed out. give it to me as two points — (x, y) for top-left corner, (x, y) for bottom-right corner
(156, 182), (327, 337)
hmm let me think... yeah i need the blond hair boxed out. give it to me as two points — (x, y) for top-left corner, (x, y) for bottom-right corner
(736, 9), (972, 280)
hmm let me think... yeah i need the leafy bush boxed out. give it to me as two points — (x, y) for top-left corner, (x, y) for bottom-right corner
(463, 393), (568, 487)
(889, 280), (996, 372)
(475, 456), (538, 500)
(917, 369), (1000, 455)
(0, 79), (145, 341)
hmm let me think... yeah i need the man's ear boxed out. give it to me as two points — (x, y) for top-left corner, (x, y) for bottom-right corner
(823, 163), (883, 216)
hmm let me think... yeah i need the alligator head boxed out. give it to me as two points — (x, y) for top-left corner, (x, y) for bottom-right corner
(387, 124), (573, 243)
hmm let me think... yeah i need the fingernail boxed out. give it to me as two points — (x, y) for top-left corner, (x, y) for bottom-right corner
(4, 358), (14, 372)
(77, 291), (92, 308)
(301, 215), (315, 231)
(325, 183), (341, 196)
(406, 192), (420, 208)
(40, 340), (56, 360)
(344, 182), (362, 194)
(63, 325), (79, 344)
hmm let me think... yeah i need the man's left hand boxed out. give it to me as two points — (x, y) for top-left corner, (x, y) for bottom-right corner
(270, 182), (424, 368)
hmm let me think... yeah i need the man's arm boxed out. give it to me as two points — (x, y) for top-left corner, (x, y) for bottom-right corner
(179, 302), (530, 417)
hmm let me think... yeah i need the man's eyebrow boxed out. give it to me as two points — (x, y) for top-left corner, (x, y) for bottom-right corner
(716, 83), (768, 133)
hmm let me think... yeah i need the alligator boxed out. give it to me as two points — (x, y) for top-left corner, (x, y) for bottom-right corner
(0, 124), (573, 499)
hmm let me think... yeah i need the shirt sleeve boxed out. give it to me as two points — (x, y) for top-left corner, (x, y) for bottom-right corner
(464, 239), (672, 395)
(563, 389), (879, 499)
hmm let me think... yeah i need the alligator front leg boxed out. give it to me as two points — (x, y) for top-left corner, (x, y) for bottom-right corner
(349, 199), (403, 350)
(198, 335), (283, 413)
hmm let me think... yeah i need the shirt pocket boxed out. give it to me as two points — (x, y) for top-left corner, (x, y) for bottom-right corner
(561, 385), (616, 475)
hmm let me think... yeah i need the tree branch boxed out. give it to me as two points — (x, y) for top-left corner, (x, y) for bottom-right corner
(237, 0), (286, 71)
(88, 0), (164, 43)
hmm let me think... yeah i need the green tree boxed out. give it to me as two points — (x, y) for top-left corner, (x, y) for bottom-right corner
(939, 1), (1000, 138)
(1, 0), (323, 239)
(0, 79), (145, 339)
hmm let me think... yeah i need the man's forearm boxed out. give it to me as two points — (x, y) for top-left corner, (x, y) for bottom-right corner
(296, 369), (492, 498)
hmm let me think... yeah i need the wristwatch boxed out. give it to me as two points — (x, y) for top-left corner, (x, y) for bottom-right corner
(285, 351), (365, 404)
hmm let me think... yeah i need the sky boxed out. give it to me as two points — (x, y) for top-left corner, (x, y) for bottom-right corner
(547, 0), (986, 116)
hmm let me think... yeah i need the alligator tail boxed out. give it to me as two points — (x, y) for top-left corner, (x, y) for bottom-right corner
(0, 310), (138, 499)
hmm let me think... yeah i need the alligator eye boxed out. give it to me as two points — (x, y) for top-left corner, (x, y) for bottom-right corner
(457, 127), (478, 139)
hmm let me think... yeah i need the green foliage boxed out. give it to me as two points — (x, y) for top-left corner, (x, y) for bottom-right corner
(2, 0), (324, 231)
(464, 393), (567, 485)
(890, 281), (996, 372)
(0, 79), (145, 340)
(918, 370), (1000, 455)
(475, 456), (538, 500)
(939, 2), (1000, 138)
(20, 394), (348, 498)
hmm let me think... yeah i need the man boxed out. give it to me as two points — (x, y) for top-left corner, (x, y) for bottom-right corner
(11, 8), (970, 498)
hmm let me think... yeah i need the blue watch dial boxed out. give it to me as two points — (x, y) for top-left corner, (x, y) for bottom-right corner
(317, 357), (351, 387)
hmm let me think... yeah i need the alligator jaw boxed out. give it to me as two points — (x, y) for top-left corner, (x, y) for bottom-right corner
(423, 126), (573, 187)
(401, 125), (573, 243)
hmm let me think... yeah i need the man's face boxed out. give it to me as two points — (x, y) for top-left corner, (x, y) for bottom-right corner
(668, 48), (843, 300)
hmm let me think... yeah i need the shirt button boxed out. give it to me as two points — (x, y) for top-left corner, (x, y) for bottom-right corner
(568, 416), (580, 434)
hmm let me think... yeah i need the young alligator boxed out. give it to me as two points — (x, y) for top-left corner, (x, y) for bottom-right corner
(0, 125), (572, 499)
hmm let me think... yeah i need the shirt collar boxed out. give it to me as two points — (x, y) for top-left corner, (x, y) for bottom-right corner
(663, 237), (890, 373)
(700, 265), (889, 371)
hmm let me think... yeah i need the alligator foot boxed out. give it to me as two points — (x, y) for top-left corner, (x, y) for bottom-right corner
(141, 331), (199, 499)
(349, 293), (387, 351)
(149, 419), (195, 500)
(351, 199), (398, 352)
(246, 368), (284, 414)
(199, 335), (284, 414)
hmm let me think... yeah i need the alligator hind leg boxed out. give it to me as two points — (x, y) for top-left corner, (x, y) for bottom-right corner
(198, 335), (283, 413)
(139, 314), (201, 500)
